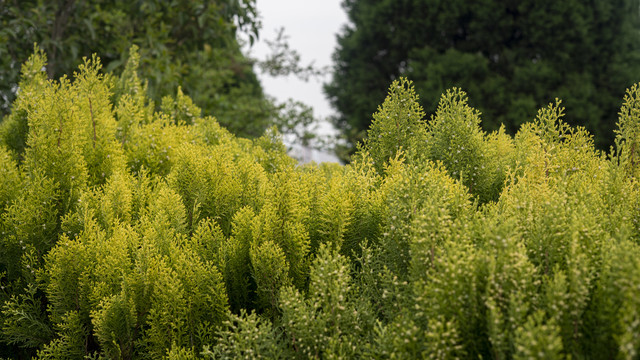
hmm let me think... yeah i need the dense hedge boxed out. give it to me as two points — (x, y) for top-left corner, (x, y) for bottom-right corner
(1, 48), (640, 359)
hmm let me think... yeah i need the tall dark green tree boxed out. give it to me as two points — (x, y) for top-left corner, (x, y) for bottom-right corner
(0, 0), (273, 137)
(326, 0), (640, 151)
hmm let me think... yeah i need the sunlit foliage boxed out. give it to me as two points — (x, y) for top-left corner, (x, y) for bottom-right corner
(1, 48), (640, 359)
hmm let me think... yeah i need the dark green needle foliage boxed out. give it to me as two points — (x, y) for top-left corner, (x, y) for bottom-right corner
(326, 0), (640, 153)
(2, 47), (640, 360)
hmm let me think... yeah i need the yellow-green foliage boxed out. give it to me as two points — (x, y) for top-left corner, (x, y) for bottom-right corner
(279, 245), (374, 359)
(364, 77), (428, 175)
(425, 88), (512, 203)
(249, 240), (291, 315)
(0, 46), (49, 160)
(203, 310), (288, 359)
(0, 147), (22, 212)
(2, 47), (640, 360)
(379, 154), (472, 276)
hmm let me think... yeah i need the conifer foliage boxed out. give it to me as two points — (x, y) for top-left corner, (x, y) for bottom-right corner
(1, 48), (640, 359)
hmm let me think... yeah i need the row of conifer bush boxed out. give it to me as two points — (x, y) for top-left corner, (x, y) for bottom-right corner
(1, 47), (640, 359)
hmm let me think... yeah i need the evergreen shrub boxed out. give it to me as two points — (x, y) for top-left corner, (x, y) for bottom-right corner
(1, 47), (639, 359)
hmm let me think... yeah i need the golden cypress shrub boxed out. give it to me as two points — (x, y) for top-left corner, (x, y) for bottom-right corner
(2, 47), (640, 359)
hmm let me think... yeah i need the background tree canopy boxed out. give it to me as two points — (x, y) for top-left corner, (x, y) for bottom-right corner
(0, 0), (275, 137)
(326, 0), (640, 152)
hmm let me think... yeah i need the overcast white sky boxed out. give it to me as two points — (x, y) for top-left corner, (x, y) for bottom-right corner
(246, 0), (349, 122)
